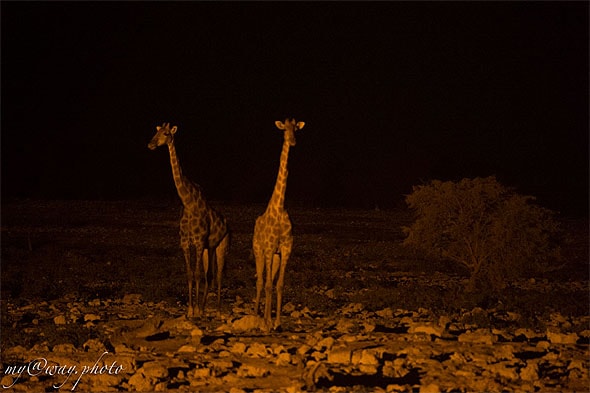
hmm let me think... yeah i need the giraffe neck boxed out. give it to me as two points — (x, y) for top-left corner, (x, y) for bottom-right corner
(167, 141), (191, 203)
(267, 138), (291, 213)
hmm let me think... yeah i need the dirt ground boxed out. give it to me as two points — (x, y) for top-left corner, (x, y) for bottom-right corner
(1, 199), (588, 392)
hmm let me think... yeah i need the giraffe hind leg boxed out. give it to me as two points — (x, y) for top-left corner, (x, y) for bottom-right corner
(214, 234), (229, 314)
(200, 248), (210, 315)
(275, 245), (291, 329)
(183, 246), (194, 318)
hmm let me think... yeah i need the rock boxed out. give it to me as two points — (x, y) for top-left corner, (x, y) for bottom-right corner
(492, 344), (516, 361)
(514, 328), (536, 339)
(230, 342), (247, 355)
(327, 347), (352, 364)
(387, 384), (411, 392)
(127, 372), (154, 391)
(83, 339), (107, 352)
(84, 313), (101, 322)
(490, 361), (519, 380)
(91, 373), (123, 389)
(419, 382), (441, 392)
(191, 367), (211, 378)
(314, 336), (335, 351)
(297, 344), (312, 356)
(52, 343), (77, 353)
(236, 364), (270, 378)
(359, 364), (379, 374)
(122, 293), (142, 304)
(536, 340), (551, 350)
(341, 302), (364, 316)
(141, 362), (169, 379)
(232, 315), (266, 332)
(3, 345), (27, 356)
(375, 308), (394, 319)
(178, 344), (198, 353)
(283, 302), (296, 313)
(335, 318), (356, 333)
(246, 342), (268, 357)
(408, 322), (444, 337)
(458, 329), (497, 345)
(54, 315), (67, 325)
(276, 352), (292, 366)
(519, 362), (539, 381)
(546, 330), (578, 344)
(353, 349), (379, 365)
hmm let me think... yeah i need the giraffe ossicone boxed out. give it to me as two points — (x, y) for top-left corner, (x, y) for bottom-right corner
(148, 122), (230, 318)
(253, 118), (305, 331)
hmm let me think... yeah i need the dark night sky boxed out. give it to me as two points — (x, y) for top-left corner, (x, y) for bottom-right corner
(2, 2), (588, 215)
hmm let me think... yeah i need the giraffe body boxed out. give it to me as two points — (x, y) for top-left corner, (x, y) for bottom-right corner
(253, 118), (305, 330)
(149, 123), (229, 317)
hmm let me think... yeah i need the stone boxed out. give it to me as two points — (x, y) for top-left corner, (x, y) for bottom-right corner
(335, 318), (356, 333)
(127, 372), (154, 392)
(458, 329), (497, 345)
(54, 315), (67, 325)
(178, 344), (197, 353)
(191, 367), (211, 378)
(546, 330), (578, 344)
(236, 364), (270, 378)
(232, 315), (266, 332)
(376, 308), (394, 319)
(141, 362), (169, 379)
(83, 339), (107, 352)
(84, 313), (101, 322)
(519, 362), (539, 381)
(328, 347), (352, 364)
(408, 322), (444, 337)
(246, 342), (268, 357)
(52, 343), (77, 353)
(353, 349), (379, 365)
(314, 336), (335, 351)
(230, 342), (247, 355)
(276, 352), (292, 366)
(419, 382), (440, 393)
(122, 293), (142, 304)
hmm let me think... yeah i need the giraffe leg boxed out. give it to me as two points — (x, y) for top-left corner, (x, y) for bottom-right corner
(194, 245), (205, 317)
(254, 249), (265, 316)
(200, 248), (210, 315)
(182, 246), (194, 318)
(275, 244), (291, 329)
(264, 253), (276, 328)
(215, 234), (229, 314)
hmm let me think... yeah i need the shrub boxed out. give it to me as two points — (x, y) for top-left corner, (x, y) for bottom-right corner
(402, 176), (562, 292)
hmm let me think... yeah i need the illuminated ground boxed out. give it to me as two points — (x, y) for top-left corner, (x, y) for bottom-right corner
(1, 200), (588, 392)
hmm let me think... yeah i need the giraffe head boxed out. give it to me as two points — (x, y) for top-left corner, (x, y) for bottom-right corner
(275, 118), (305, 146)
(148, 122), (177, 150)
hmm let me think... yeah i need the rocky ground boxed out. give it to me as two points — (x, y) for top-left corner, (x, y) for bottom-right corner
(1, 200), (588, 392)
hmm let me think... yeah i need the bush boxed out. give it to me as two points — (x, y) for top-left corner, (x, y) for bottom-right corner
(403, 176), (562, 292)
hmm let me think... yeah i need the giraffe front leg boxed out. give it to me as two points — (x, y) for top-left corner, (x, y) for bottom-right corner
(264, 254), (275, 329)
(200, 248), (210, 315)
(194, 245), (204, 317)
(182, 246), (194, 318)
(274, 247), (290, 330)
(254, 249), (264, 316)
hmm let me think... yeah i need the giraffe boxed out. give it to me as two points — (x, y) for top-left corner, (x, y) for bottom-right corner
(148, 122), (229, 317)
(253, 118), (305, 330)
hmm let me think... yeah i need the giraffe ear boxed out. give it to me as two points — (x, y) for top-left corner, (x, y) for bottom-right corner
(156, 126), (161, 131)
(275, 121), (286, 130)
(170, 126), (178, 134)
(296, 122), (305, 130)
